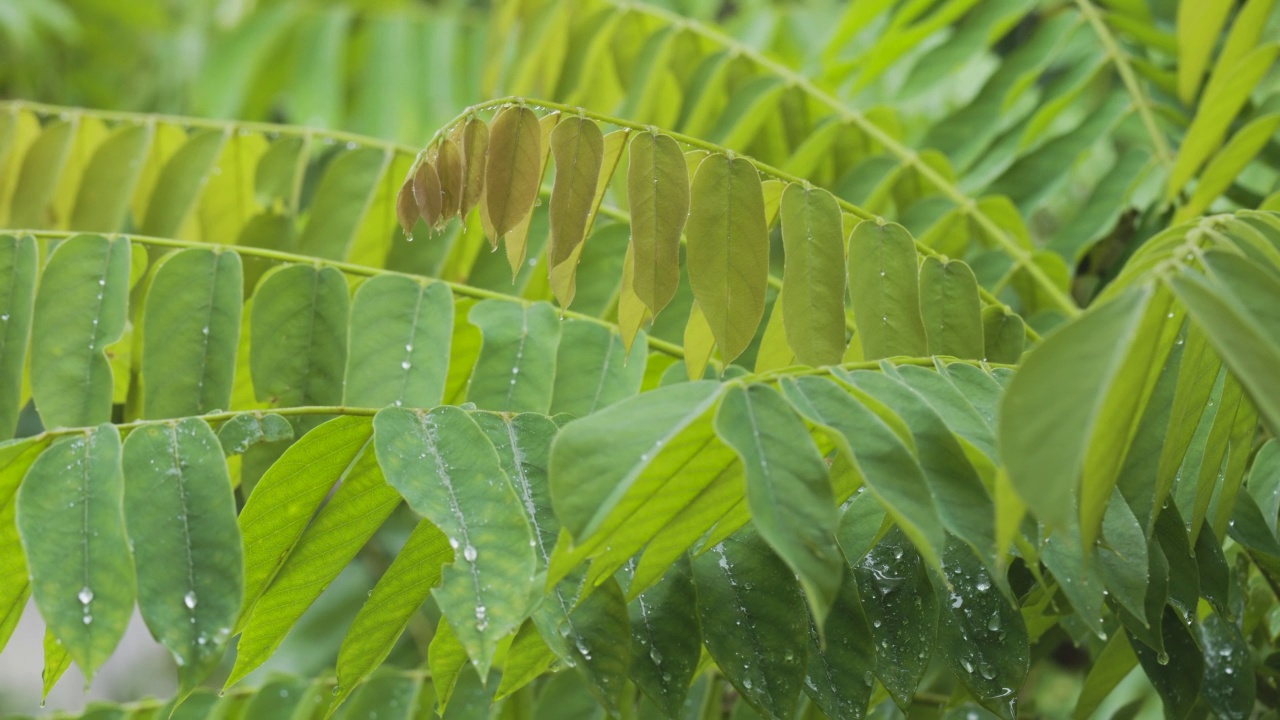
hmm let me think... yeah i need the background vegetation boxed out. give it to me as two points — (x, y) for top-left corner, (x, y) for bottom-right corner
(1, 0), (1280, 718)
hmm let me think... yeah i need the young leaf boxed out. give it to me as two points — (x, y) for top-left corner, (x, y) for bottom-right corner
(332, 520), (453, 713)
(918, 257), (983, 359)
(548, 116), (604, 308)
(693, 531), (807, 720)
(627, 132), (689, 316)
(413, 160), (443, 229)
(250, 264), (349, 411)
(714, 383), (843, 625)
(141, 247), (243, 419)
(846, 221), (928, 359)
(373, 406), (537, 674)
(459, 117), (489, 220)
(484, 106), (542, 241)
(396, 179), (418, 237)
(42, 627), (72, 701)
(0, 234), (37, 438)
(17, 426), (133, 681)
(466, 300), (561, 413)
(31, 234), (131, 429)
(122, 419), (242, 696)
(344, 275), (453, 409)
(779, 183), (845, 366)
(685, 153), (769, 363)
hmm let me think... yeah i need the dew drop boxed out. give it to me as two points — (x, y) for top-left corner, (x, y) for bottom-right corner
(1156, 651), (1170, 665)
(77, 587), (93, 605)
(463, 545), (478, 562)
(401, 361), (411, 370)
(83, 615), (92, 625)
(184, 591), (198, 609)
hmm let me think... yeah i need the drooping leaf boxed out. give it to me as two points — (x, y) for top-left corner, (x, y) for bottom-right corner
(466, 300), (561, 413)
(779, 183), (845, 366)
(548, 116), (604, 308)
(693, 531), (807, 720)
(846, 221), (927, 359)
(373, 406), (537, 674)
(17, 425), (133, 681)
(803, 557), (876, 720)
(484, 106), (543, 240)
(459, 117), (490, 220)
(344, 275), (453, 409)
(714, 383), (842, 624)
(122, 419), (242, 696)
(413, 160), (443, 229)
(627, 132), (689, 317)
(685, 153), (769, 363)
(30, 234), (131, 429)
(140, 247), (243, 419)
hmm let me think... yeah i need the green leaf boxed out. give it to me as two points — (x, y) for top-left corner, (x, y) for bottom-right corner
(779, 375), (945, 568)
(846, 221), (927, 359)
(919, 257), (983, 360)
(548, 117), (604, 308)
(217, 412), (294, 456)
(429, 618), (469, 713)
(228, 442), (400, 688)
(549, 320), (645, 417)
(140, 129), (226, 238)
(297, 147), (390, 260)
(803, 559), (876, 720)
(31, 234), (131, 429)
(250, 264), (349, 411)
(980, 306), (1024, 364)
(235, 416), (373, 631)
(853, 528), (938, 711)
(1073, 632), (1138, 720)
(373, 406), (537, 674)
(466, 300), (561, 413)
(624, 556), (701, 718)
(1197, 608), (1254, 720)
(471, 411), (560, 567)
(1129, 607), (1202, 720)
(122, 419), (241, 696)
(563, 577), (632, 715)
(0, 235), (37, 438)
(937, 537), (1028, 720)
(485, 106), (543, 240)
(495, 621), (557, 701)
(1167, 251), (1280, 436)
(779, 183), (845, 367)
(1000, 285), (1153, 530)
(17, 425), (133, 680)
(42, 627), (72, 701)
(0, 438), (50, 652)
(693, 531), (807, 720)
(1175, 0), (1235, 104)
(339, 671), (421, 720)
(141, 247), (243, 419)
(242, 676), (313, 719)
(1096, 493), (1149, 624)
(627, 132), (689, 317)
(70, 124), (151, 233)
(685, 153), (769, 363)
(344, 275), (453, 409)
(332, 519), (452, 713)
(714, 383), (842, 624)
(545, 381), (727, 556)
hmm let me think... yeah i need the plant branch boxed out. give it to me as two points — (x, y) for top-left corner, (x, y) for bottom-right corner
(1070, 0), (1175, 168)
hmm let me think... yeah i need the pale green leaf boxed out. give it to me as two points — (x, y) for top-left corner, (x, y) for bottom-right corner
(0, 234), (37, 438)
(779, 183), (845, 366)
(846, 221), (927, 359)
(627, 132), (689, 317)
(344, 275), (453, 409)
